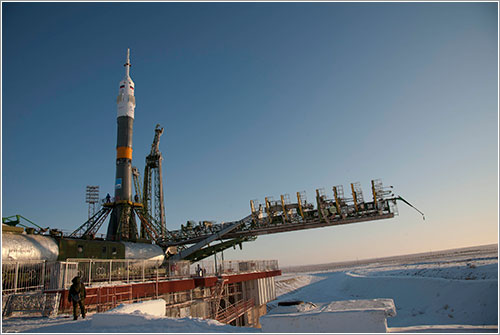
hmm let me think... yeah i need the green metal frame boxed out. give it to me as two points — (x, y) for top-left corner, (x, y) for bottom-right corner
(185, 236), (257, 262)
(2, 214), (46, 231)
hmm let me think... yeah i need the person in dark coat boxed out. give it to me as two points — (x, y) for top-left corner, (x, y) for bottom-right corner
(68, 276), (86, 320)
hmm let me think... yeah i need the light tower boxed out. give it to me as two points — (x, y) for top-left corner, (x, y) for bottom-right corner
(85, 185), (100, 219)
(107, 49), (139, 241)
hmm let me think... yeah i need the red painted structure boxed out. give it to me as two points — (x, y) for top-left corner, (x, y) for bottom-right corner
(49, 270), (281, 314)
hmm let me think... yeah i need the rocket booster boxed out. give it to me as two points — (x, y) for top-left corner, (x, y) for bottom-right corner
(114, 48), (135, 201)
(107, 49), (137, 240)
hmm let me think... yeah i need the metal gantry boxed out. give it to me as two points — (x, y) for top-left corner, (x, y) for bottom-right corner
(70, 206), (112, 238)
(165, 180), (424, 261)
(142, 124), (166, 238)
(67, 120), (424, 262)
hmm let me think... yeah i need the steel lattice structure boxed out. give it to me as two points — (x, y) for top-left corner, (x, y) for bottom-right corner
(142, 124), (166, 238)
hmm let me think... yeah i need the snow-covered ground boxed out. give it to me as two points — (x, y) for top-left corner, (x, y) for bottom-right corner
(274, 244), (498, 332)
(2, 244), (497, 333)
(274, 273), (323, 297)
(1, 300), (259, 333)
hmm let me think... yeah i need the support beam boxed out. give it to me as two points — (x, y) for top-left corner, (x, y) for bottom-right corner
(351, 183), (359, 212)
(296, 192), (305, 219)
(170, 215), (252, 261)
(281, 195), (288, 223)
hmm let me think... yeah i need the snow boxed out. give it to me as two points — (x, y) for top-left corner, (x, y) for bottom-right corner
(16, 314), (259, 333)
(272, 244), (498, 331)
(91, 299), (166, 327)
(388, 324), (498, 333)
(349, 260), (497, 281)
(2, 299), (258, 333)
(274, 273), (322, 297)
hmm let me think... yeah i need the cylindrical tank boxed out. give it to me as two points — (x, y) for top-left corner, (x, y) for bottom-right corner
(2, 233), (59, 262)
(122, 242), (165, 264)
(2, 232), (165, 264)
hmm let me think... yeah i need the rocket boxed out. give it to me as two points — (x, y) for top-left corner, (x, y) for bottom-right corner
(114, 48), (135, 203)
(107, 49), (138, 241)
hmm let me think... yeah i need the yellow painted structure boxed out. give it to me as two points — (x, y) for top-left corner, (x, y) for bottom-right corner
(332, 187), (341, 214)
(280, 195), (288, 221)
(351, 183), (359, 212)
(296, 192), (304, 219)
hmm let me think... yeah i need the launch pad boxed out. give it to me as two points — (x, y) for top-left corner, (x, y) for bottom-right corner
(4, 48), (424, 263)
(1, 48), (424, 327)
(58, 48), (423, 262)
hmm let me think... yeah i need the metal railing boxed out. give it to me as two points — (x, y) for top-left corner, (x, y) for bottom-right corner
(67, 259), (191, 287)
(2, 259), (279, 295)
(191, 259), (279, 276)
(2, 261), (77, 295)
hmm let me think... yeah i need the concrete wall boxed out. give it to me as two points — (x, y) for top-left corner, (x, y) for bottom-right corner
(246, 304), (267, 328)
(241, 277), (276, 327)
(242, 277), (276, 306)
(261, 309), (389, 333)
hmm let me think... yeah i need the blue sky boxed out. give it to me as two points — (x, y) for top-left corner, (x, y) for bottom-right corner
(2, 2), (498, 266)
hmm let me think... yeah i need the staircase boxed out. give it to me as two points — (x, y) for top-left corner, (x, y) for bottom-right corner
(216, 298), (255, 324)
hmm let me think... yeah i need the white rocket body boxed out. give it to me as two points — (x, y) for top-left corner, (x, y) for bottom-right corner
(117, 49), (136, 119)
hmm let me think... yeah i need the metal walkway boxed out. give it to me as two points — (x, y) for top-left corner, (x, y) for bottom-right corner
(159, 179), (425, 260)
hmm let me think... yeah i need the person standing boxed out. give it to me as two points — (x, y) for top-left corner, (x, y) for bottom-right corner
(68, 276), (86, 320)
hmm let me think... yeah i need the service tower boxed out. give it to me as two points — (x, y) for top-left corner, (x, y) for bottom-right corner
(107, 49), (138, 241)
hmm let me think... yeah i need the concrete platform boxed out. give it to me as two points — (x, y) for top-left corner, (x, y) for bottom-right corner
(260, 298), (396, 333)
